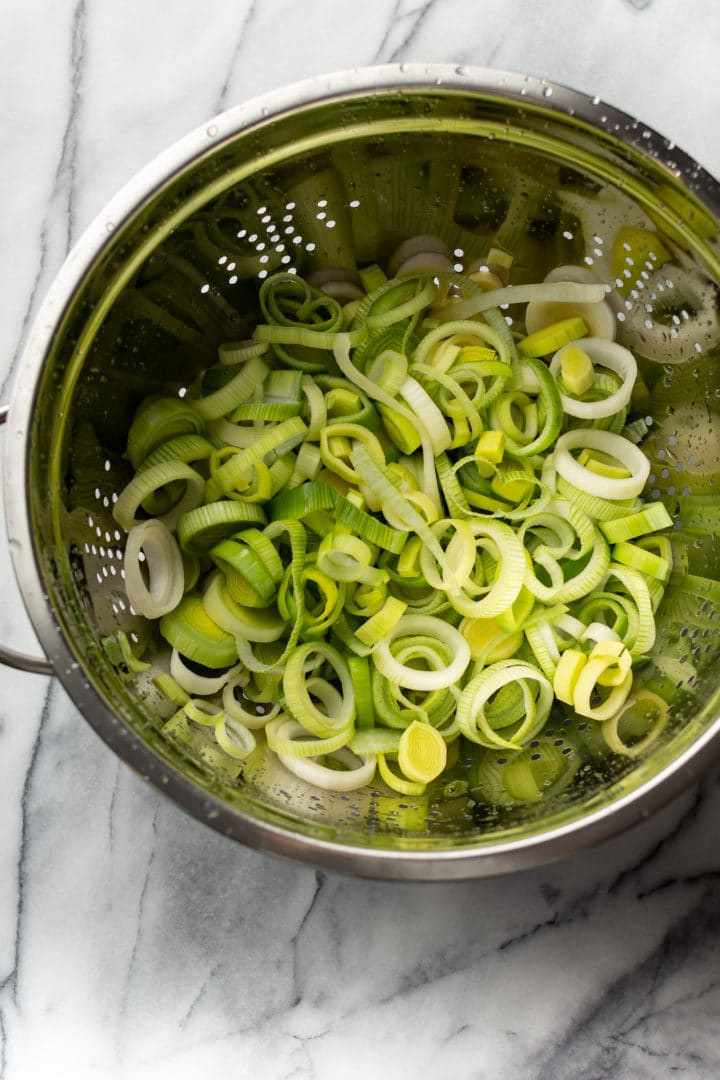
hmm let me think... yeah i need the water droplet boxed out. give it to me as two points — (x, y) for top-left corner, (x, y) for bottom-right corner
(105, 222), (115, 233)
(542, 86), (553, 98)
(206, 124), (218, 138)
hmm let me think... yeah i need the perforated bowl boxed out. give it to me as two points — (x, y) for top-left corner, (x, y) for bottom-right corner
(4, 66), (720, 880)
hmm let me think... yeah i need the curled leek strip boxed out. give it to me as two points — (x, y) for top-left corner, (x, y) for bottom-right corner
(553, 429), (650, 500)
(457, 660), (553, 749)
(113, 461), (206, 533)
(601, 564), (656, 656)
(184, 699), (225, 726)
(550, 338), (636, 419)
(277, 744), (376, 792)
(435, 281), (610, 324)
(223, 677), (281, 730)
(233, 521), (308, 674)
(282, 642), (355, 739)
(202, 573), (285, 643)
(377, 753), (426, 795)
(423, 519), (526, 619)
(572, 648), (634, 722)
(123, 519), (184, 619)
(138, 434), (215, 472)
(520, 503), (611, 606)
(266, 716), (352, 758)
(601, 691), (669, 758)
(214, 715), (257, 760)
(126, 398), (207, 469)
(524, 272), (616, 342)
(334, 333), (442, 512)
(372, 615), (471, 692)
(206, 416), (307, 500)
(170, 649), (237, 695)
(194, 354), (269, 420)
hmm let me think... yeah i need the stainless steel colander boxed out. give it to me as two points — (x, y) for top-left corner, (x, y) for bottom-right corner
(4, 66), (720, 880)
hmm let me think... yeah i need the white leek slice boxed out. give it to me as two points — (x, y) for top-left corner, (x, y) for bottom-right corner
(436, 281), (609, 324)
(457, 660), (553, 749)
(399, 376), (452, 454)
(602, 691), (669, 758)
(550, 338), (636, 419)
(214, 715), (256, 760)
(170, 648), (237, 695)
(223, 676), (280, 730)
(266, 716), (352, 758)
(524, 264), (616, 340)
(553, 429), (650, 500)
(124, 519), (184, 619)
(372, 614), (471, 691)
(282, 642), (355, 738)
(276, 743), (376, 792)
(387, 234), (450, 277)
(113, 461), (205, 532)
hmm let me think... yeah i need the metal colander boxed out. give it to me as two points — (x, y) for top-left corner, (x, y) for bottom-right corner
(5, 66), (720, 879)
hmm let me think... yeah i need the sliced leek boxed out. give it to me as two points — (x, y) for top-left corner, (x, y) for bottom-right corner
(111, 255), (675, 800)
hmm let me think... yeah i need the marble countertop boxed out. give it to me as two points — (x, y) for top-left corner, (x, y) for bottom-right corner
(2, 1), (720, 1076)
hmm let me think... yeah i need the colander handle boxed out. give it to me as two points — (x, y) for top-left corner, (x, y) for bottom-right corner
(0, 405), (53, 675)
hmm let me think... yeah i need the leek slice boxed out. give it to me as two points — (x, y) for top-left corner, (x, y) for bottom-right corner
(126, 398), (206, 469)
(554, 429), (650, 500)
(601, 690), (669, 757)
(160, 594), (239, 668)
(517, 316), (588, 358)
(457, 660), (553, 749)
(277, 744), (376, 792)
(377, 753), (426, 796)
(436, 281), (609, 323)
(282, 642), (355, 738)
(550, 339), (636, 420)
(214, 715), (257, 760)
(348, 656), (374, 730)
(194, 354), (269, 420)
(223, 677), (281, 729)
(169, 648), (237, 695)
(266, 716), (351, 758)
(176, 501), (266, 555)
(372, 614), (471, 691)
(202, 572), (286, 643)
(113, 461), (206, 533)
(112, 259), (672, 807)
(123, 519), (184, 619)
(398, 721), (448, 783)
(599, 502), (673, 544)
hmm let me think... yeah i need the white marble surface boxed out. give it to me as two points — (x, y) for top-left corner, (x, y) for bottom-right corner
(2, 1), (720, 1076)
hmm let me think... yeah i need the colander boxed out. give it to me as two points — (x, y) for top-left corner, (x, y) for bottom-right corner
(3, 65), (720, 880)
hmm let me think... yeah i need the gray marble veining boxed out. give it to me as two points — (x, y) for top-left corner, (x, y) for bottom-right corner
(1, 1), (720, 1076)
